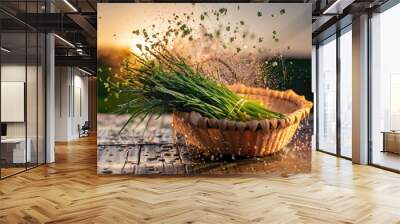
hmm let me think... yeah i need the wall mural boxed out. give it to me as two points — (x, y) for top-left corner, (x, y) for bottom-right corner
(97, 3), (312, 175)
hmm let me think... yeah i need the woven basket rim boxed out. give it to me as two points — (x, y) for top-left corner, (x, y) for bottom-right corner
(175, 84), (313, 132)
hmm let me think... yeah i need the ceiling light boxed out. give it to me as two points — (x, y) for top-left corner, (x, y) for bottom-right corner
(323, 0), (343, 14)
(63, 0), (78, 12)
(1, 47), (11, 53)
(322, 0), (356, 15)
(78, 67), (93, 76)
(54, 34), (75, 48)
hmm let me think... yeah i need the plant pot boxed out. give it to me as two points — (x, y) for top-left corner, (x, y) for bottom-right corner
(172, 84), (313, 157)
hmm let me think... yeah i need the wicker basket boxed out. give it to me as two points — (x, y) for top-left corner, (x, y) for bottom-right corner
(172, 84), (313, 157)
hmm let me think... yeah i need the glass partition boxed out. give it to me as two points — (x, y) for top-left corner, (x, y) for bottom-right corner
(0, 2), (46, 179)
(1, 31), (28, 177)
(317, 35), (337, 154)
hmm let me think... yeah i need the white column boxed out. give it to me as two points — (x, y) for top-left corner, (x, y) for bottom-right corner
(46, 32), (55, 163)
(352, 14), (369, 164)
(45, 0), (56, 163)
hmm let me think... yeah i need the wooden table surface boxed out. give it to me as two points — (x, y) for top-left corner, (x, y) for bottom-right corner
(97, 114), (312, 175)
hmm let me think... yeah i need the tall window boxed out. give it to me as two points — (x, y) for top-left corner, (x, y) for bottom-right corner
(339, 27), (352, 158)
(317, 35), (337, 154)
(370, 3), (400, 171)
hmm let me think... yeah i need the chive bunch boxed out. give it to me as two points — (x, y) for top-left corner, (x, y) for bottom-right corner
(105, 46), (284, 128)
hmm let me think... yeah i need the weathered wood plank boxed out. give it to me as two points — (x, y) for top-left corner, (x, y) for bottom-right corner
(160, 144), (184, 175)
(121, 145), (140, 174)
(98, 145), (129, 175)
(136, 145), (164, 175)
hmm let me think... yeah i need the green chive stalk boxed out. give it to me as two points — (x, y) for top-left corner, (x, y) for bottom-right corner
(103, 45), (285, 130)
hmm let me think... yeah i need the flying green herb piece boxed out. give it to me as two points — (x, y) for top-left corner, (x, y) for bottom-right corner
(219, 8), (227, 15)
(236, 47), (241, 53)
(280, 9), (286, 15)
(132, 29), (140, 35)
(240, 21), (245, 25)
(272, 30), (277, 35)
(257, 11), (262, 17)
(275, 38), (279, 42)
(226, 26), (230, 31)
(271, 14), (275, 17)
(136, 43), (142, 50)
(200, 14), (205, 20)
(258, 37), (264, 43)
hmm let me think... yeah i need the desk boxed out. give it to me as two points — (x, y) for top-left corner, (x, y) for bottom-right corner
(1, 138), (31, 163)
(382, 131), (400, 154)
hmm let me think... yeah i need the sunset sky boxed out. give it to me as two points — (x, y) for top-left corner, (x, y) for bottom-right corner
(98, 3), (311, 58)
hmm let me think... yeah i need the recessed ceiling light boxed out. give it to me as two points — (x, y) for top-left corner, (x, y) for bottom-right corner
(78, 67), (93, 76)
(1, 47), (11, 53)
(322, 0), (355, 15)
(54, 34), (75, 48)
(63, 0), (78, 12)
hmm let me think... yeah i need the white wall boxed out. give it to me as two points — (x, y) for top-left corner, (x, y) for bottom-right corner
(54, 67), (89, 141)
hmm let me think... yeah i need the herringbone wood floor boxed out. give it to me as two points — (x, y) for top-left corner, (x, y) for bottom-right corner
(1, 135), (400, 224)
